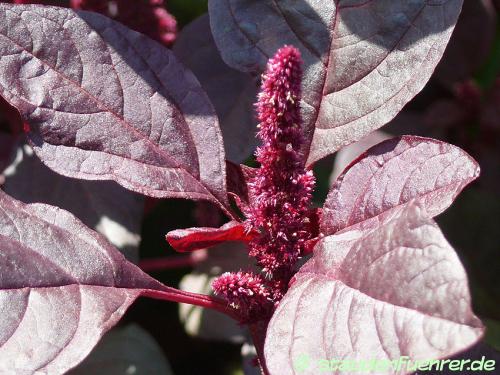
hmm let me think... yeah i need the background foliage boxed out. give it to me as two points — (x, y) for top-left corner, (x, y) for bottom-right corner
(0, 1), (498, 374)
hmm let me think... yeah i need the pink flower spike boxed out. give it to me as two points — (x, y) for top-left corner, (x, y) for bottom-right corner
(245, 46), (315, 280)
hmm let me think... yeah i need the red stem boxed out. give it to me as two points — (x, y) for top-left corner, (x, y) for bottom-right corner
(139, 251), (207, 272)
(250, 321), (271, 375)
(142, 287), (241, 321)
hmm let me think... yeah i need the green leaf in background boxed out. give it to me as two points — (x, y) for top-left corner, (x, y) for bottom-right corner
(437, 187), (500, 320)
(476, 24), (500, 89)
(484, 319), (500, 351)
(169, 0), (208, 27)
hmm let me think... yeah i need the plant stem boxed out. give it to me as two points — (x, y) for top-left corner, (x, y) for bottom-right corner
(139, 251), (207, 272)
(142, 287), (241, 321)
(250, 321), (271, 375)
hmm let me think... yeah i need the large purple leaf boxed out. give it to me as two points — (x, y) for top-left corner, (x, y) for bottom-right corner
(264, 203), (484, 375)
(321, 136), (479, 235)
(2, 142), (143, 262)
(0, 4), (228, 209)
(0, 190), (165, 373)
(173, 14), (259, 163)
(209, 0), (464, 165)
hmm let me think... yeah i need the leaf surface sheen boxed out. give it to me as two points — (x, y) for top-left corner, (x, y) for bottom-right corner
(264, 137), (482, 374)
(209, 0), (464, 164)
(264, 204), (484, 375)
(0, 191), (165, 374)
(0, 4), (228, 208)
(322, 135), (480, 235)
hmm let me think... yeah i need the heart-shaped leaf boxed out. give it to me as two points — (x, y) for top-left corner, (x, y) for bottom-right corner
(209, 0), (464, 164)
(0, 190), (165, 373)
(173, 14), (259, 163)
(322, 136), (480, 235)
(2, 142), (144, 262)
(264, 203), (484, 375)
(0, 4), (228, 209)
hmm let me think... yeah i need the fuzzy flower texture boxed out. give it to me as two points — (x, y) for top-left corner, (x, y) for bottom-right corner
(213, 46), (315, 323)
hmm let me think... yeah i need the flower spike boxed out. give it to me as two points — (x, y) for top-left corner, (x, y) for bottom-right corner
(246, 46), (315, 279)
(212, 46), (316, 322)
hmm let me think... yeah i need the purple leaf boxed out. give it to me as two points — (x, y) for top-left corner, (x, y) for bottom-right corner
(0, 4), (229, 210)
(173, 14), (259, 163)
(0, 190), (165, 373)
(264, 203), (484, 375)
(2, 142), (144, 262)
(330, 130), (390, 183)
(166, 221), (253, 253)
(226, 160), (251, 204)
(209, 0), (464, 165)
(322, 136), (479, 235)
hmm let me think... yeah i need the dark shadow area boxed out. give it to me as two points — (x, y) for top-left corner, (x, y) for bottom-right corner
(338, 0), (460, 49)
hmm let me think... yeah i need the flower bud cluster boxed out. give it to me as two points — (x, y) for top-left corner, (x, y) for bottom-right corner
(212, 271), (273, 322)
